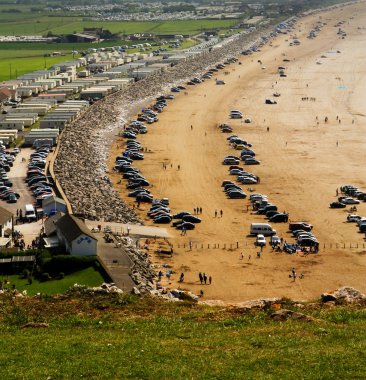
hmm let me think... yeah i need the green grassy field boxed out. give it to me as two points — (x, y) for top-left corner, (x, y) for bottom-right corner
(0, 17), (238, 36)
(0, 267), (105, 296)
(0, 293), (365, 379)
(0, 53), (78, 82)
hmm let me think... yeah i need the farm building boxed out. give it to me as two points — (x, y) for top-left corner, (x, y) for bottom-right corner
(55, 214), (97, 256)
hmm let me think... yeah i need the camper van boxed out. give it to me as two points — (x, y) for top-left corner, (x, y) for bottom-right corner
(250, 223), (276, 236)
(25, 204), (36, 222)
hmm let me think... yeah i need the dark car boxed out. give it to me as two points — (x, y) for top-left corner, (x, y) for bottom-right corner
(173, 211), (191, 219)
(7, 193), (18, 203)
(227, 190), (246, 199)
(266, 210), (280, 219)
(289, 222), (313, 232)
(330, 201), (346, 209)
(176, 222), (195, 230)
(136, 194), (153, 203)
(182, 215), (201, 223)
(154, 215), (172, 224)
(269, 213), (289, 223)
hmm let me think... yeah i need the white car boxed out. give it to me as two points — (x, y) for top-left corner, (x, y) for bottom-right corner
(342, 197), (360, 205)
(270, 235), (281, 246)
(256, 234), (266, 246)
(347, 214), (361, 222)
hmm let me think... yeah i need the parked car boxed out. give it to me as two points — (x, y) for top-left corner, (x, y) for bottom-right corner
(347, 214), (362, 222)
(341, 197), (360, 205)
(256, 234), (266, 246)
(330, 201), (346, 208)
(289, 222), (313, 232)
(269, 213), (289, 223)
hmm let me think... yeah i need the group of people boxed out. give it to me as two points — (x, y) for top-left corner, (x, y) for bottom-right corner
(214, 209), (223, 218)
(198, 272), (212, 285)
(193, 207), (203, 215)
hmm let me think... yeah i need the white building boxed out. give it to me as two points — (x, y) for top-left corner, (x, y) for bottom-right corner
(0, 205), (13, 247)
(55, 214), (97, 256)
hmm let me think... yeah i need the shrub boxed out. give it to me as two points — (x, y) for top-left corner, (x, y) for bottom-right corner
(42, 255), (97, 275)
(22, 269), (30, 279)
(40, 273), (51, 282)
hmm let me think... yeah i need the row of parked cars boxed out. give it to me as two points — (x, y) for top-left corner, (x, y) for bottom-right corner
(116, 93), (202, 235)
(147, 203), (201, 231)
(330, 184), (366, 209)
(26, 146), (54, 207)
(170, 59), (238, 92)
(335, 185), (366, 234)
(0, 145), (19, 203)
(248, 192), (318, 248)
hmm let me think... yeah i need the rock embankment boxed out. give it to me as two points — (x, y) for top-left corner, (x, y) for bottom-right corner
(54, 26), (274, 223)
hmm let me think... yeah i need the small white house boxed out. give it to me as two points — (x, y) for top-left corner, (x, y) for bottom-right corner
(56, 214), (97, 256)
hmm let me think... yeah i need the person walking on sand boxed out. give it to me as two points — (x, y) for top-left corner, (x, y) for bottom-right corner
(194, 208), (196, 215)
(178, 165), (180, 170)
(199, 272), (203, 284)
(220, 209), (223, 218)
(203, 273), (207, 284)
(179, 273), (184, 282)
(291, 267), (296, 282)
(199, 207), (202, 214)
(215, 210), (217, 218)
(241, 252), (244, 260)
(209, 276), (212, 285)
(191, 125), (193, 130)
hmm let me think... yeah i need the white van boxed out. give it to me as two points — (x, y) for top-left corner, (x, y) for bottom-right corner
(25, 204), (36, 222)
(250, 223), (276, 236)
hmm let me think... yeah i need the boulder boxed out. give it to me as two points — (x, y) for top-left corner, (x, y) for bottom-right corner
(321, 287), (366, 305)
(271, 309), (315, 322)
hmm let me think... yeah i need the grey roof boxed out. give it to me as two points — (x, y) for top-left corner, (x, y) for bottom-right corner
(56, 214), (96, 245)
(44, 212), (64, 236)
(42, 195), (66, 207)
(0, 205), (13, 226)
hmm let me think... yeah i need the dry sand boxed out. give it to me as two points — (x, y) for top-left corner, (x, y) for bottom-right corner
(109, 3), (366, 302)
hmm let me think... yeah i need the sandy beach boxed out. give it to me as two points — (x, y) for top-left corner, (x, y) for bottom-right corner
(109, 2), (366, 302)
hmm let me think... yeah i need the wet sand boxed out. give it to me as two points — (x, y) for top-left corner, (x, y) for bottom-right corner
(109, 2), (366, 302)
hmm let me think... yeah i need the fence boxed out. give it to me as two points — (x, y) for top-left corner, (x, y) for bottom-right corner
(168, 241), (366, 251)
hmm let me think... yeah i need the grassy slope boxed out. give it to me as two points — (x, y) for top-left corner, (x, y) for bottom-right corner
(0, 294), (365, 379)
(0, 267), (105, 295)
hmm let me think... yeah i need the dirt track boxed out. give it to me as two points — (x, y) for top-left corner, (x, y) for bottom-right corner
(109, 3), (366, 302)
